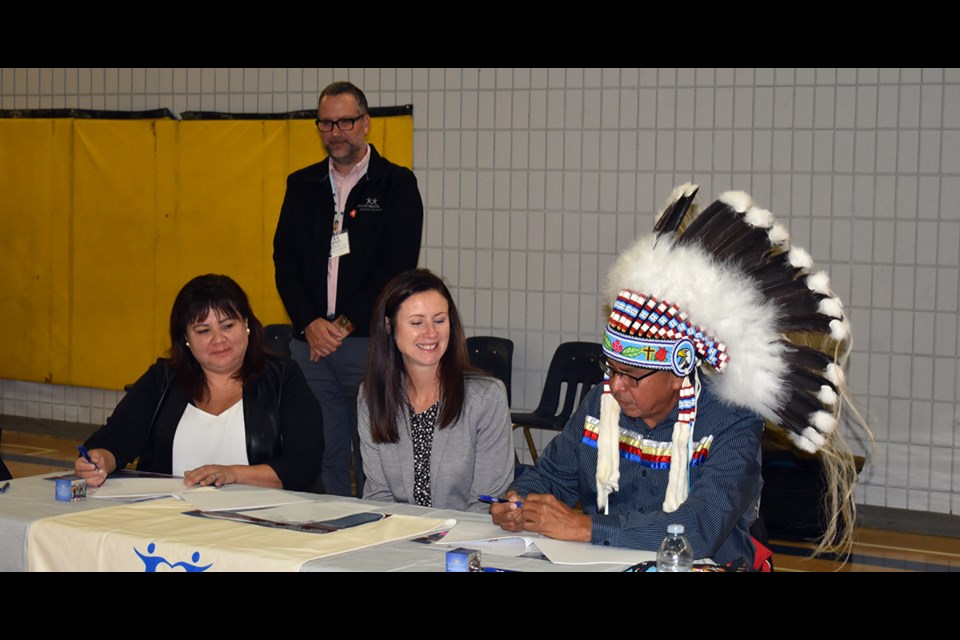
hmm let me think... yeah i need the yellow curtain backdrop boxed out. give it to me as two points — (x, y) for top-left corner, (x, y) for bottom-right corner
(0, 112), (413, 390)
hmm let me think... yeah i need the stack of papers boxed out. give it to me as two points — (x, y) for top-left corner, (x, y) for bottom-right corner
(436, 521), (657, 566)
(439, 534), (541, 557)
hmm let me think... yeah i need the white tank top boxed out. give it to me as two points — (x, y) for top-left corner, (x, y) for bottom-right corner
(171, 399), (249, 476)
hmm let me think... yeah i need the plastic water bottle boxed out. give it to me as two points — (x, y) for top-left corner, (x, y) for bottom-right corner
(656, 523), (694, 572)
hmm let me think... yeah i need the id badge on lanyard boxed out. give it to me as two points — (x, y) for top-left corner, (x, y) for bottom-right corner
(329, 172), (351, 258)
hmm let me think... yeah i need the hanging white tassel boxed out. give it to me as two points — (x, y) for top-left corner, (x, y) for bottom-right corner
(595, 388), (621, 514)
(663, 420), (690, 513)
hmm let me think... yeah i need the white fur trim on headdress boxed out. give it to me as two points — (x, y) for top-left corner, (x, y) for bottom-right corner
(817, 385), (839, 407)
(811, 410), (838, 434)
(818, 297), (844, 319)
(745, 206), (774, 229)
(807, 271), (832, 295)
(825, 362), (846, 387)
(719, 190), (753, 213)
(785, 429), (819, 453)
(788, 247), (813, 270)
(768, 223), (790, 247)
(830, 318), (851, 341)
(605, 235), (789, 421)
(800, 426), (827, 449)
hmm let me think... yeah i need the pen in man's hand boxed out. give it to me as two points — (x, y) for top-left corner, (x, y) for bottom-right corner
(76, 445), (101, 471)
(0, 481), (10, 494)
(479, 495), (523, 507)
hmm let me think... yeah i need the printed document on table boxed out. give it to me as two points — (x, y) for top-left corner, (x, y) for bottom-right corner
(438, 519), (656, 565)
(533, 538), (657, 565)
(439, 534), (541, 556)
(89, 478), (192, 500)
(90, 481), (314, 512)
(440, 534), (655, 565)
(180, 488), (314, 512)
(437, 519), (543, 556)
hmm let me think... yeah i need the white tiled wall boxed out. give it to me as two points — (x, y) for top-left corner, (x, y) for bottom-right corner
(2, 68), (958, 515)
(0, 378), (125, 427)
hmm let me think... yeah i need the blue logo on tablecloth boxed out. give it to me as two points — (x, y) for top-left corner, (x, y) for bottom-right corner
(134, 542), (213, 572)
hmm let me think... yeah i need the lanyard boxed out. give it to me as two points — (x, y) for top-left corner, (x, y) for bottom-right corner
(329, 172), (344, 235)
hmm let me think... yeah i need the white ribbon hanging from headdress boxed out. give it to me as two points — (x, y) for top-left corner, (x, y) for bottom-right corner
(595, 383), (621, 514)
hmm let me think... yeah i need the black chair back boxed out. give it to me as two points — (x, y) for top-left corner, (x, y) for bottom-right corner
(531, 341), (604, 424)
(264, 323), (294, 359)
(510, 341), (603, 462)
(466, 336), (513, 406)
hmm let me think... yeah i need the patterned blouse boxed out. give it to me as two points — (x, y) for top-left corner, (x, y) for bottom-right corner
(408, 400), (440, 507)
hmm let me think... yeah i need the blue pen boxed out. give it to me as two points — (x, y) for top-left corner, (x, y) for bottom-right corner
(76, 445), (101, 472)
(479, 495), (522, 507)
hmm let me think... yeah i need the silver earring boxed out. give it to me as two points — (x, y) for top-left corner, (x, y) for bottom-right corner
(185, 341), (190, 347)
(246, 328), (250, 335)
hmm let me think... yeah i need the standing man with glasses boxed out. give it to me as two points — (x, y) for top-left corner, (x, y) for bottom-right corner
(274, 81), (423, 496)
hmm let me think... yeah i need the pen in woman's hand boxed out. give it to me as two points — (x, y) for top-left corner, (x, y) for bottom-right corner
(76, 445), (101, 471)
(479, 495), (523, 507)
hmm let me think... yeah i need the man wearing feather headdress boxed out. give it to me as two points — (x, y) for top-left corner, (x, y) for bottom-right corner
(491, 184), (866, 569)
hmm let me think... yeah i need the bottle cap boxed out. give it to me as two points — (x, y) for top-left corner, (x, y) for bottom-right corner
(667, 523), (684, 535)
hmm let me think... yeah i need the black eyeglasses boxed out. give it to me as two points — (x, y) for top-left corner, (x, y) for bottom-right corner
(315, 114), (366, 133)
(598, 357), (659, 388)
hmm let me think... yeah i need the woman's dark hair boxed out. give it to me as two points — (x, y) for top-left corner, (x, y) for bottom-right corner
(168, 274), (267, 402)
(365, 268), (474, 443)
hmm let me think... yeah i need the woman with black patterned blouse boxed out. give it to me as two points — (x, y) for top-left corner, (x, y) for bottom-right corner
(358, 269), (513, 513)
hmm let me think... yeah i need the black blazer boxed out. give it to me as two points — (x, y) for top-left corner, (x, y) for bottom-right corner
(272, 144), (424, 337)
(83, 357), (324, 491)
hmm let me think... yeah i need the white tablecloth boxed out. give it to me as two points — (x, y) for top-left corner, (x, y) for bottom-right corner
(1, 473), (635, 572)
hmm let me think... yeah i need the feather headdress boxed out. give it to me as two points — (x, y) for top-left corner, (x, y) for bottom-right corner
(596, 183), (859, 522)
(605, 183), (850, 453)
